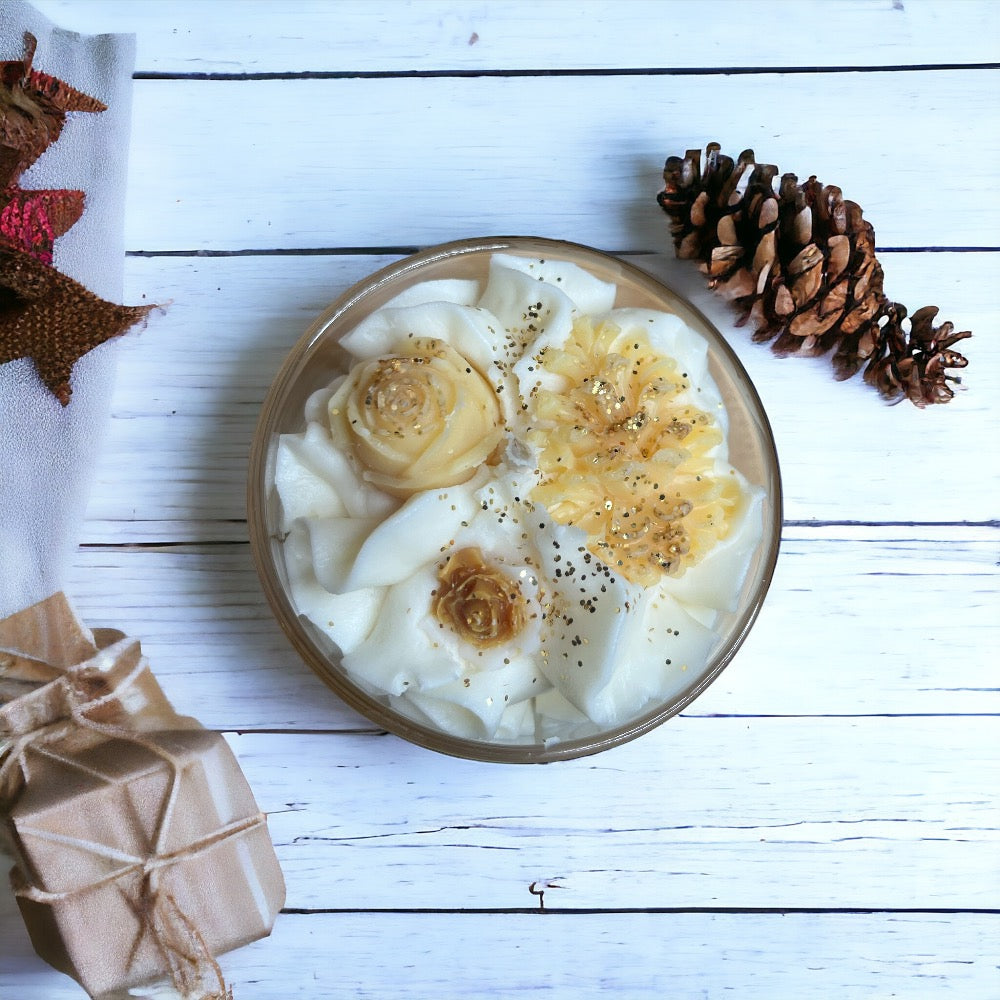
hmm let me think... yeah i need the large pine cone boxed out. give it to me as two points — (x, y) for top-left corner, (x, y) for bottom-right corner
(657, 142), (971, 407)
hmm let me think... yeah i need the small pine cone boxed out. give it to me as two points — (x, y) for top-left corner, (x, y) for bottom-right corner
(862, 304), (971, 407)
(657, 143), (971, 406)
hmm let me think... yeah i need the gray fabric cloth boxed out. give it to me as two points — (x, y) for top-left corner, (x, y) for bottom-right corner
(0, 2), (138, 617)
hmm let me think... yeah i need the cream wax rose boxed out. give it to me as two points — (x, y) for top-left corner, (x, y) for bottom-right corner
(327, 337), (503, 498)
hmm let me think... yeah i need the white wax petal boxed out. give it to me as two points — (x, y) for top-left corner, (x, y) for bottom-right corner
(342, 566), (461, 695)
(344, 478), (482, 591)
(303, 381), (340, 424)
(405, 655), (546, 740)
(274, 432), (347, 530)
(534, 687), (593, 744)
(605, 307), (701, 362)
(608, 306), (713, 389)
(588, 587), (718, 727)
(396, 691), (484, 742)
(661, 479), (766, 612)
(283, 525), (383, 654)
(479, 261), (577, 394)
(379, 278), (481, 309)
(535, 686), (590, 724)
(495, 699), (539, 741)
(304, 516), (381, 594)
(682, 602), (722, 630)
(339, 300), (502, 379)
(278, 422), (396, 521)
(489, 254), (617, 316)
(317, 589), (385, 656)
(533, 521), (643, 720)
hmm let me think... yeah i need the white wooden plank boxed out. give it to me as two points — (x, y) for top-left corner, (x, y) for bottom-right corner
(72, 250), (998, 541)
(62, 533), (999, 728)
(232, 722), (998, 909)
(29, 0), (1000, 72)
(3, 715), (997, 991)
(222, 910), (1000, 1000)
(2, 906), (998, 1000)
(120, 72), (1000, 252)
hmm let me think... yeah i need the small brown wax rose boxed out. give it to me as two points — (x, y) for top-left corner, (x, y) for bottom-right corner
(433, 547), (527, 649)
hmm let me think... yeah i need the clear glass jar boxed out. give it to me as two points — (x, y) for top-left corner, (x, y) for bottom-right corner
(247, 237), (782, 762)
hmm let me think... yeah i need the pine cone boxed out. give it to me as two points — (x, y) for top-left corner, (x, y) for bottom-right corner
(657, 142), (971, 407)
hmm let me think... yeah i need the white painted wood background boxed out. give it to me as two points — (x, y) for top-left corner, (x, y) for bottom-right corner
(2, 1), (999, 997)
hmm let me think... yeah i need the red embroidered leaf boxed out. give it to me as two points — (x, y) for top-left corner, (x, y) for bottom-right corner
(1, 185), (85, 264)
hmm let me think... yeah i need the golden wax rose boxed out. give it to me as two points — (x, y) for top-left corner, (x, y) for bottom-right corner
(432, 547), (527, 649)
(328, 338), (503, 498)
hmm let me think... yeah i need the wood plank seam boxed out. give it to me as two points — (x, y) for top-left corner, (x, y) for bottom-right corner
(131, 63), (1000, 81)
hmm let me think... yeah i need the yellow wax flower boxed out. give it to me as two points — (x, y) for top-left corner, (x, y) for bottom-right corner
(528, 317), (739, 586)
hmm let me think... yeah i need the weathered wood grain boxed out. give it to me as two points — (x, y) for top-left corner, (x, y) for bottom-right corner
(30, 0), (1000, 72)
(119, 72), (1000, 253)
(226, 721), (1000, 910)
(2, 905), (998, 1000)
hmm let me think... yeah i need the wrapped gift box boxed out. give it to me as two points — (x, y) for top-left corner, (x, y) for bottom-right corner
(0, 590), (99, 685)
(8, 727), (285, 999)
(1, 594), (286, 998)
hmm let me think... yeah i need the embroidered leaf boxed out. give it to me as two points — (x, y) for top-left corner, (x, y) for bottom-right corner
(0, 32), (106, 177)
(1, 181), (85, 264)
(0, 248), (152, 406)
